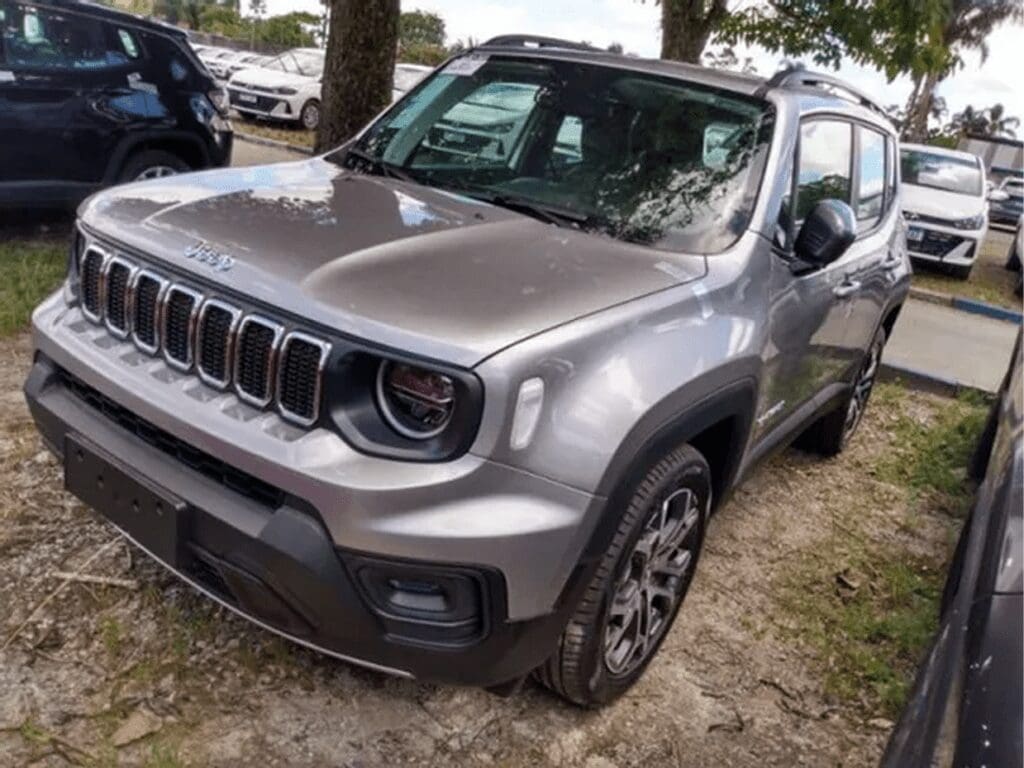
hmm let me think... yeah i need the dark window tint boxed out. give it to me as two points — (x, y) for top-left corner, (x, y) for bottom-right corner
(2, 4), (131, 70)
(857, 127), (886, 226)
(796, 120), (852, 220)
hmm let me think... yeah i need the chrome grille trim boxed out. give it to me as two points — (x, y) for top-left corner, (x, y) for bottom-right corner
(234, 315), (285, 409)
(80, 245), (109, 324)
(102, 256), (138, 340)
(129, 270), (169, 355)
(276, 331), (331, 427)
(196, 298), (242, 390)
(69, 239), (328, 430)
(161, 284), (203, 372)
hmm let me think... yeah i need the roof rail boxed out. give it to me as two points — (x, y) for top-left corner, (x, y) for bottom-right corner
(481, 35), (599, 52)
(762, 66), (889, 119)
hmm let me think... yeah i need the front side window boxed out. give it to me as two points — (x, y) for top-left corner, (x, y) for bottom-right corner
(795, 119), (852, 220)
(2, 4), (131, 70)
(349, 56), (774, 253)
(900, 149), (983, 197)
(856, 127), (886, 226)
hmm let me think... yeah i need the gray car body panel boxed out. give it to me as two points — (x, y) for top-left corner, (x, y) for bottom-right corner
(33, 49), (910, 638)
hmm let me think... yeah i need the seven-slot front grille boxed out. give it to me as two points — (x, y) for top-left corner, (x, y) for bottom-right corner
(75, 244), (328, 427)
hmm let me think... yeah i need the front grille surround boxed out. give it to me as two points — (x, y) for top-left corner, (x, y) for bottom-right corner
(80, 246), (108, 323)
(75, 246), (328, 428)
(196, 299), (243, 390)
(161, 285), (203, 372)
(130, 270), (169, 355)
(234, 315), (285, 408)
(277, 331), (331, 427)
(102, 256), (137, 340)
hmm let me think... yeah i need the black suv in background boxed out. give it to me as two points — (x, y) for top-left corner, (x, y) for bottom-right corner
(0, 0), (232, 207)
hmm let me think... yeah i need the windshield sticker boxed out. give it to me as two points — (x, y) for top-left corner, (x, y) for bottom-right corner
(444, 54), (488, 77)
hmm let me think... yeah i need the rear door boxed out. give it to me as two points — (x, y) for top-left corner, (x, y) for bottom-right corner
(844, 125), (901, 365)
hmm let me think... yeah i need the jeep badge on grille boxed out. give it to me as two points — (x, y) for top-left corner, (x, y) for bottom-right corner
(184, 241), (235, 272)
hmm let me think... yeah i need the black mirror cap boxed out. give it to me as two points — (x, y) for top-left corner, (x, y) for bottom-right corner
(794, 199), (857, 267)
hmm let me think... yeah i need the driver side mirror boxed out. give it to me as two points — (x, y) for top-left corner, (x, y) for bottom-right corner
(794, 199), (856, 268)
(989, 189), (1010, 203)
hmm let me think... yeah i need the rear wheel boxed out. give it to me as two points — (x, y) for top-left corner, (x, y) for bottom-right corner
(118, 150), (189, 182)
(800, 325), (886, 456)
(536, 444), (710, 707)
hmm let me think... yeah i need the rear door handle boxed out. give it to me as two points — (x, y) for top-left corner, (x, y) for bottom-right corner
(833, 279), (861, 298)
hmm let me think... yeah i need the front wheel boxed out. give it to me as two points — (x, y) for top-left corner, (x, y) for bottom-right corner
(299, 99), (321, 131)
(536, 444), (710, 707)
(118, 150), (189, 183)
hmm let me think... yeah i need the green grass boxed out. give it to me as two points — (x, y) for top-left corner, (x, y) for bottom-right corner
(874, 387), (990, 513)
(779, 383), (989, 719)
(234, 117), (315, 149)
(783, 550), (943, 718)
(0, 238), (67, 337)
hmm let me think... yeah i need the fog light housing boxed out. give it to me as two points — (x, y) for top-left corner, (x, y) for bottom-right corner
(350, 557), (488, 646)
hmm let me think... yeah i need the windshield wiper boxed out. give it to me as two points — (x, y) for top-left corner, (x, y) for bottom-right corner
(461, 190), (592, 229)
(344, 147), (414, 183)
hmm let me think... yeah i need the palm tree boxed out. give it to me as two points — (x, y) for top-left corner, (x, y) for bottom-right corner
(903, 0), (1023, 141)
(949, 103), (1020, 139)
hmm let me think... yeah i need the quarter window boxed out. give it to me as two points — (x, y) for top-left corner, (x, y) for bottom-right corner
(795, 120), (852, 220)
(856, 127), (886, 227)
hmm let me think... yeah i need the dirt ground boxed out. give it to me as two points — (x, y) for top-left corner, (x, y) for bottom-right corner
(0, 330), (968, 768)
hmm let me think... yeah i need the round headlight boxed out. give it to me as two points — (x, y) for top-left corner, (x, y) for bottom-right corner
(376, 361), (456, 440)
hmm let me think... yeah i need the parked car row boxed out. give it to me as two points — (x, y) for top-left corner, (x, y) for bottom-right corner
(225, 50), (431, 131)
(192, 43), (272, 81)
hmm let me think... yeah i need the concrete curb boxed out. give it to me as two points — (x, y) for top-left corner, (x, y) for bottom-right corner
(235, 131), (314, 156)
(879, 361), (993, 398)
(908, 286), (1022, 325)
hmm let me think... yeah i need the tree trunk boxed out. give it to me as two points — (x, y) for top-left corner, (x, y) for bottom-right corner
(315, 0), (400, 153)
(660, 0), (726, 64)
(903, 69), (939, 142)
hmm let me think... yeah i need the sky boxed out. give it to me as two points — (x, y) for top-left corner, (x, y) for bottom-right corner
(260, 0), (1024, 126)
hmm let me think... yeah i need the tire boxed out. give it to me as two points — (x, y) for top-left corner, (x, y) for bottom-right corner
(536, 444), (711, 707)
(801, 325), (886, 457)
(948, 263), (973, 280)
(118, 150), (189, 183)
(1007, 230), (1021, 272)
(299, 99), (321, 131)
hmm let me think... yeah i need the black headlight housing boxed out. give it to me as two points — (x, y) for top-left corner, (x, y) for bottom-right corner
(324, 350), (483, 462)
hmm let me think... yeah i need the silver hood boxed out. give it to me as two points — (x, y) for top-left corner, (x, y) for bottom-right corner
(79, 158), (706, 367)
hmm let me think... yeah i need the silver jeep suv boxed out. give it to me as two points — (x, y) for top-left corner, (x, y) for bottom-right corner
(24, 37), (909, 707)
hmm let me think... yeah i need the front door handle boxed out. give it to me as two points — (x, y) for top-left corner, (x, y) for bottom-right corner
(881, 253), (902, 271)
(833, 279), (862, 298)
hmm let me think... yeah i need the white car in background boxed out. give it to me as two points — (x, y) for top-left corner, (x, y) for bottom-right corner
(229, 57), (432, 131)
(228, 48), (326, 129)
(393, 63), (432, 100)
(900, 142), (989, 279)
(198, 47), (238, 78)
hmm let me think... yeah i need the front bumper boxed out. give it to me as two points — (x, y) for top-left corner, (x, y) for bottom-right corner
(905, 220), (984, 267)
(989, 202), (1023, 227)
(228, 87), (297, 121)
(26, 292), (601, 684)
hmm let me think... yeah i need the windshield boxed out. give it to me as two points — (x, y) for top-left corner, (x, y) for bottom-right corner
(267, 50), (324, 77)
(346, 55), (774, 253)
(900, 149), (983, 197)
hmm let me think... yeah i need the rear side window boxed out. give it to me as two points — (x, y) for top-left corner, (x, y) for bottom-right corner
(2, 4), (134, 70)
(856, 127), (886, 227)
(795, 119), (852, 220)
